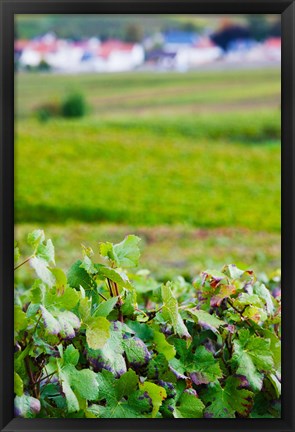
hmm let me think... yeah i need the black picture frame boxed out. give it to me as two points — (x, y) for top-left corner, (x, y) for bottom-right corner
(0, 1), (294, 431)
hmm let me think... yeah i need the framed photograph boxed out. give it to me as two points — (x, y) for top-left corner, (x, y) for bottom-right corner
(1, 1), (294, 431)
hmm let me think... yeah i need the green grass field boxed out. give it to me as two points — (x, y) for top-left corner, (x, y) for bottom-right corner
(15, 68), (281, 278)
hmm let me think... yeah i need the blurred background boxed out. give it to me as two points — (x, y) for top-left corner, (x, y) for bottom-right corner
(14, 14), (281, 281)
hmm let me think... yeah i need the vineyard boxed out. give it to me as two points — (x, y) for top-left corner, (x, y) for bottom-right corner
(14, 231), (281, 418)
(15, 68), (281, 278)
(14, 68), (281, 418)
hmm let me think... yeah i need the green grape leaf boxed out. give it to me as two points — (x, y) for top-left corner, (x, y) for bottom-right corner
(44, 286), (80, 310)
(40, 305), (60, 335)
(171, 341), (222, 385)
(78, 296), (92, 322)
(235, 293), (264, 308)
(80, 255), (98, 275)
(36, 239), (55, 266)
(268, 373), (281, 398)
(127, 389), (153, 415)
(125, 320), (154, 342)
(121, 289), (137, 316)
(94, 369), (150, 418)
(132, 272), (160, 293)
(40, 306), (80, 338)
(66, 367), (99, 400)
(14, 395), (41, 418)
(93, 297), (118, 318)
(100, 235), (141, 268)
(174, 389), (205, 418)
(14, 244), (20, 265)
(116, 368), (138, 400)
(122, 337), (151, 368)
(67, 260), (96, 291)
(153, 330), (176, 361)
(190, 346), (223, 385)
(58, 369), (79, 413)
(14, 306), (28, 335)
(27, 229), (45, 250)
(210, 284), (237, 307)
(56, 310), (81, 339)
(161, 282), (190, 339)
(139, 381), (167, 418)
(263, 329), (281, 369)
(222, 264), (245, 280)
(30, 256), (55, 287)
(253, 283), (275, 314)
(147, 353), (171, 381)
(99, 241), (116, 263)
(96, 266), (132, 290)
(187, 309), (225, 334)
(231, 329), (274, 391)
(86, 323), (126, 376)
(63, 345), (79, 366)
(14, 372), (24, 397)
(86, 317), (111, 350)
(50, 268), (67, 292)
(231, 294), (268, 323)
(56, 349), (99, 413)
(202, 376), (253, 418)
(113, 235), (141, 268)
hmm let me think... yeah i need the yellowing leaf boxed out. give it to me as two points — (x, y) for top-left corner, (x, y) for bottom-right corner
(86, 317), (111, 350)
(139, 381), (167, 417)
(153, 330), (176, 361)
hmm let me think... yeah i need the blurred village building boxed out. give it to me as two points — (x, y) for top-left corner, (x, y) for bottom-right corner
(15, 28), (281, 73)
(145, 31), (223, 71)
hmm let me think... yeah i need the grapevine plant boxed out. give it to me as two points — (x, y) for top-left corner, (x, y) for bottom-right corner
(14, 230), (281, 419)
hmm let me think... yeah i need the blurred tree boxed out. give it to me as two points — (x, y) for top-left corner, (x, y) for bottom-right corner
(124, 24), (144, 43)
(211, 24), (250, 50)
(180, 21), (202, 33)
(246, 15), (270, 41)
(269, 18), (281, 37)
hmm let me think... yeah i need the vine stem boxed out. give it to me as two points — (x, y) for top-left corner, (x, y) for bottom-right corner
(24, 356), (38, 399)
(106, 278), (115, 297)
(98, 292), (108, 301)
(34, 371), (57, 386)
(32, 314), (42, 335)
(227, 299), (260, 336)
(14, 256), (32, 271)
(107, 278), (123, 323)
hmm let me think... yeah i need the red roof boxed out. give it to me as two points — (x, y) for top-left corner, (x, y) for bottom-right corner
(14, 39), (60, 53)
(264, 37), (281, 48)
(31, 40), (60, 53)
(14, 40), (29, 51)
(97, 40), (135, 58)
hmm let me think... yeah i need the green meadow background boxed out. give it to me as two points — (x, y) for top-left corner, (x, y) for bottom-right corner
(15, 67), (281, 280)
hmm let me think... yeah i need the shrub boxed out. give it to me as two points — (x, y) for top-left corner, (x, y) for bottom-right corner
(14, 230), (281, 419)
(37, 60), (51, 72)
(61, 92), (87, 118)
(35, 101), (61, 122)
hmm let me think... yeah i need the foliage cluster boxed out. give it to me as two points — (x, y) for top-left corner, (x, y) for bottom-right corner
(14, 231), (281, 419)
(36, 92), (87, 122)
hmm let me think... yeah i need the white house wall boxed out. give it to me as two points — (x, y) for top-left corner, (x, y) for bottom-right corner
(175, 46), (222, 68)
(45, 47), (84, 71)
(20, 49), (42, 67)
